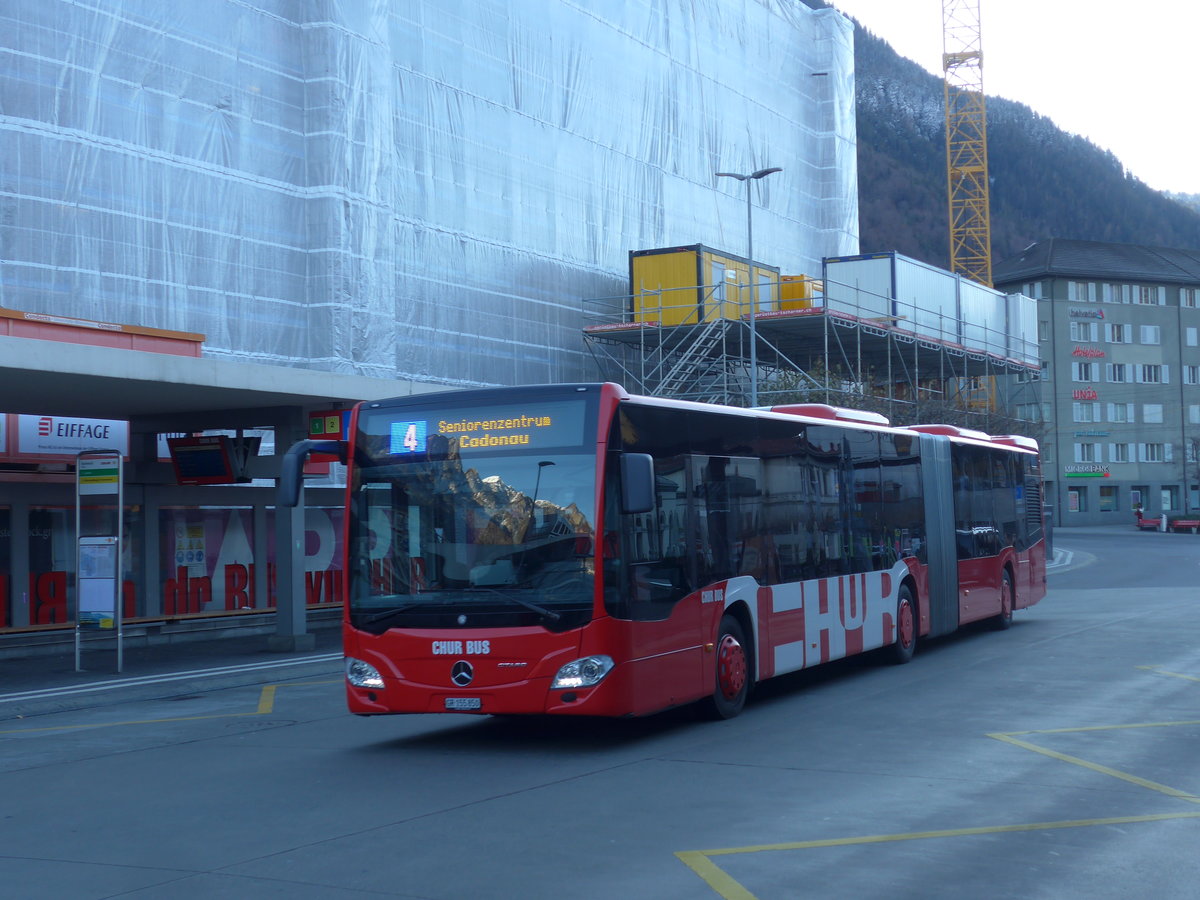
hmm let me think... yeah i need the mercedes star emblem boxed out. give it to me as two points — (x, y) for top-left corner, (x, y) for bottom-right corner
(451, 660), (474, 686)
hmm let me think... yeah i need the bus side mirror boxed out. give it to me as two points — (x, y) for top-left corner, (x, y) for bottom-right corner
(278, 439), (347, 507)
(620, 453), (655, 515)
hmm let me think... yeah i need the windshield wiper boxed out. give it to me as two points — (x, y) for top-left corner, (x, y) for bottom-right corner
(358, 601), (449, 629)
(464, 587), (561, 623)
(357, 592), (561, 630)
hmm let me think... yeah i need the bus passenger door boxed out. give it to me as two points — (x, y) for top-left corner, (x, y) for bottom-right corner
(918, 434), (959, 637)
(621, 458), (701, 710)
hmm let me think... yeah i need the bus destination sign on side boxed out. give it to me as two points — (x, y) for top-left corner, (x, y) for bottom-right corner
(387, 401), (586, 456)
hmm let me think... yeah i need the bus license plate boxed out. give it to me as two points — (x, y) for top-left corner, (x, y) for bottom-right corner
(445, 697), (482, 711)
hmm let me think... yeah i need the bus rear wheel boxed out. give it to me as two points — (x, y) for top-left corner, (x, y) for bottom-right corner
(888, 585), (917, 665)
(702, 615), (751, 719)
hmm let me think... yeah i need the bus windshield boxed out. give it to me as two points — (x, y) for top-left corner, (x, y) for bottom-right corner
(349, 401), (598, 633)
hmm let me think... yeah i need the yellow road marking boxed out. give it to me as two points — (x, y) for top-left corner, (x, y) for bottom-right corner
(1137, 665), (1200, 683)
(988, 725), (1200, 804)
(999, 719), (1200, 736)
(678, 812), (1200, 899)
(691, 810), (1200, 858)
(676, 851), (759, 900)
(256, 685), (277, 715)
(681, 674), (1200, 898)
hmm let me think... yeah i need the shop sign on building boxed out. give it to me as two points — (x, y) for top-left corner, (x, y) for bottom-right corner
(1065, 464), (1110, 477)
(17, 415), (129, 457)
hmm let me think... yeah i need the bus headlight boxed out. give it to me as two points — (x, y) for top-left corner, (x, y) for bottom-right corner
(551, 655), (614, 689)
(346, 657), (385, 689)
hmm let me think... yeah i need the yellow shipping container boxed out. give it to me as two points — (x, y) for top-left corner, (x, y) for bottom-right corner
(779, 275), (822, 310)
(630, 245), (780, 325)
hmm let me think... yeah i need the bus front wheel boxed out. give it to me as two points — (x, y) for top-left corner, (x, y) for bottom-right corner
(702, 615), (751, 719)
(992, 570), (1014, 631)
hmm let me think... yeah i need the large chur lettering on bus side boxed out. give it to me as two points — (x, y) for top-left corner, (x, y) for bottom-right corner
(769, 565), (902, 676)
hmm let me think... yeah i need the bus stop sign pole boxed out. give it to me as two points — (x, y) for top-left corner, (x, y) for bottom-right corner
(76, 449), (124, 673)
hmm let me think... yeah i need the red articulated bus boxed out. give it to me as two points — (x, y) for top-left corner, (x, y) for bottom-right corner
(281, 382), (1045, 719)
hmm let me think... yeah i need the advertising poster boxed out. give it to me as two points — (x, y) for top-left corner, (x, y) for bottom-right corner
(26, 506), (141, 626)
(159, 507), (344, 614)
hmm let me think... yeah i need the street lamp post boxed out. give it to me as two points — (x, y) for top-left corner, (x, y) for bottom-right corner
(531, 460), (555, 529)
(715, 166), (781, 407)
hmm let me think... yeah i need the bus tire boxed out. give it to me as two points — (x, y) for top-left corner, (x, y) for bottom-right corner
(992, 569), (1014, 631)
(888, 584), (917, 665)
(702, 615), (752, 719)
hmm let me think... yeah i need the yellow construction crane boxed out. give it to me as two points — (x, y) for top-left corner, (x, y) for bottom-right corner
(942, 0), (992, 287)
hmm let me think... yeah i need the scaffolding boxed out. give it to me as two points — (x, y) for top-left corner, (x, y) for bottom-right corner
(582, 264), (1040, 426)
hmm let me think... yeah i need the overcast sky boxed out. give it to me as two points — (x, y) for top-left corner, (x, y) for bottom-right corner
(829, 0), (1200, 196)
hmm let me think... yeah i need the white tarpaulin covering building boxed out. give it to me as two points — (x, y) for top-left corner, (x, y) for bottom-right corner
(0, 0), (857, 387)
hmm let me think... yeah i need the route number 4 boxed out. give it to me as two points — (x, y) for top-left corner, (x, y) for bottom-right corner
(402, 423), (420, 452)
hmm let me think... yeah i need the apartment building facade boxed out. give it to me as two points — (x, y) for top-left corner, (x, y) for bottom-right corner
(995, 239), (1200, 526)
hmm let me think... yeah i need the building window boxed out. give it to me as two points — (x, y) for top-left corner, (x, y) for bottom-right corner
(1106, 363), (1129, 383)
(1099, 485), (1117, 512)
(1163, 486), (1181, 512)
(1139, 325), (1161, 345)
(1185, 366), (1200, 385)
(1072, 362), (1097, 381)
(1107, 402), (1133, 423)
(1106, 323), (1130, 343)
(1188, 328), (1198, 347)
(1070, 321), (1098, 342)
(1068, 486), (1087, 512)
(1068, 282), (1098, 302)
(1142, 404), (1164, 424)
(1072, 403), (1100, 423)
(1182, 287), (1198, 309)
(1138, 285), (1165, 306)
(757, 272), (772, 313)
(1023, 282), (1044, 299)
(1110, 443), (1130, 463)
(1138, 443), (1168, 463)
(1074, 443), (1099, 463)
(1190, 404), (1200, 424)
(1138, 364), (1166, 384)
(1015, 402), (1041, 421)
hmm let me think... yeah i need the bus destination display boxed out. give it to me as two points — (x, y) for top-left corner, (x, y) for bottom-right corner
(387, 400), (586, 456)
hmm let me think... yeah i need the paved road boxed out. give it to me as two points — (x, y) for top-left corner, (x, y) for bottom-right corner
(2, 526), (1198, 899)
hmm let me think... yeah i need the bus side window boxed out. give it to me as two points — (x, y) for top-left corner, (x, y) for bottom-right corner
(692, 456), (766, 585)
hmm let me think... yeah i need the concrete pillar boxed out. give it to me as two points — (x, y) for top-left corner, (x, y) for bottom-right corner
(142, 490), (161, 617)
(268, 410), (315, 652)
(10, 498), (31, 629)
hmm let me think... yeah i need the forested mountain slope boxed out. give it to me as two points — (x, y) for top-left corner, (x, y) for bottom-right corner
(808, 2), (1200, 267)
